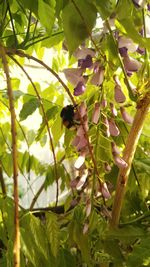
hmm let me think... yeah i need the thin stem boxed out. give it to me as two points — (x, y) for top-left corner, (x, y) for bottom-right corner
(30, 181), (45, 210)
(0, 163), (6, 196)
(110, 93), (150, 228)
(6, 0), (18, 46)
(9, 55), (59, 208)
(0, 45), (20, 267)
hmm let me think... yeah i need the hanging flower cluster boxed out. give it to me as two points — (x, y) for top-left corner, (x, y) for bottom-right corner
(61, 5), (147, 208)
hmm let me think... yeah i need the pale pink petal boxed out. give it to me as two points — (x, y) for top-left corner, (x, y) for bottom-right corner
(70, 177), (80, 188)
(63, 68), (84, 86)
(72, 136), (80, 147)
(114, 85), (126, 103)
(85, 199), (91, 217)
(111, 142), (121, 155)
(103, 116), (110, 137)
(123, 55), (142, 72)
(77, 125), (85, 136)
(76, 170), (88, 190)
(74, 47), (95, 59)
(79, 102), (87, 117)
(110, 103), (117, 116)
(113, 75), (121, 86)
(92, 102), (100, 124)
(101, 183), (111, 199)
(76, 137), (88, 151)
(104, 162), (112, 172)
(83, 223), (89, 234)
(120, 107), (133, 124)
(101, 98), (107, 108)
(108, 119), (120, 136)
(74, 155), (85, 169)
(113, 154), (128, 168)
(90, 68), (104, 86)
(118, 36), (138, 52)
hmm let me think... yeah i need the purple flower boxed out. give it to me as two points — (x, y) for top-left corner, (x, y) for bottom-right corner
(118, 37), (138, 53)
(90, 68), (104, 86)
(119, 47), (128, 57)
(74, 47), (95, 59)
(63, 68), (84, 86)
(137, 46), (145, 55)
(78, 55), (93, 68)
(123, 55), (142, 72)
(74, 81), (86, 96)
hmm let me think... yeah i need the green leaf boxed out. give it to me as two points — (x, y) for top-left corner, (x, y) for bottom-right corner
(38, 0), (56, 34)
(20, 213), (49, 266)
(19, 98), (40, 121)
(97, 133), (112, 162)
(36, 105), (59, 141)
(134, 158), (150, 174)
(46, 212), (60, 257)
(127, 235), (150, 267)
(18, 0), (38, 14)
(62, 0), (97, 54)
(57, 248), (76, 267)
(94, 0), (116, 19)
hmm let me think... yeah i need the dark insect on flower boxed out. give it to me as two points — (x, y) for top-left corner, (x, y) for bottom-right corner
(60, 105), (78, 129)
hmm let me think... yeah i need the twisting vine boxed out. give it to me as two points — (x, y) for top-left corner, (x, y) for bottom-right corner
(0, 45), (20, 267)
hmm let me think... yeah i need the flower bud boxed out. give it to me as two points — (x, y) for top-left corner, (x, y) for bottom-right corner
(123, 55), (142, 72)
(92, 102), (100, 124)
(113, 153), (128, 168)
(74, 155), (85, 169)
(101, 182), (111, 199)
(108, 118), (120, 136)
(110, 102), (117, 116)
(83, 223), (89, 234)
(90, 68), (104, 86)
(85, 199), (91, 217)
(111, 142), (121, 155)
(74, 81), (86, 96)
(120, 107), (133, 124)
(78, 54), (93, 68)
(104, 162), (111, 172)
(114, 84), (126, 103)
